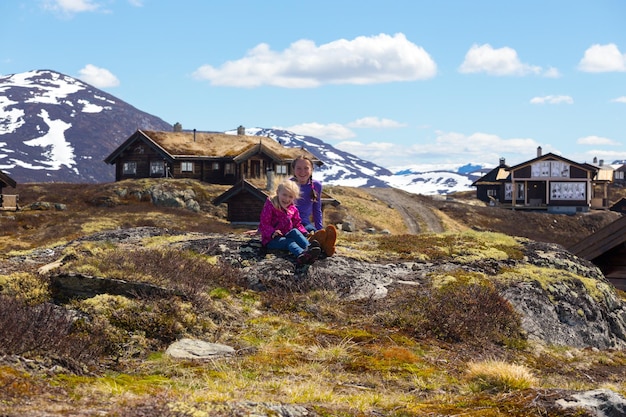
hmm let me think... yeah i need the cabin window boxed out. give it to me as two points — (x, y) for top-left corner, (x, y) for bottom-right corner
(212, 162), (220, 171)
(531, 161), (570, 178)
(151, 161), (164, 175)
(224, 163), (235, 175)
(123, 162), (137, 175)
(504, 183), (524, 200)
(181, 162), (194, 172)
(550, 182), (586, 200)
(616, 171), (624, 180)
(276, 164), (288, 175)
(487, 189), (496, 197)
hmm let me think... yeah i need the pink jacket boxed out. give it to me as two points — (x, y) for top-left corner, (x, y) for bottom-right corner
(259, 197), (307, 246)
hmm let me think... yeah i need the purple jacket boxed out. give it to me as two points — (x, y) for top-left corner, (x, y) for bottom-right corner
(258, 197), (307, 246)
(295, 179), (323, 230)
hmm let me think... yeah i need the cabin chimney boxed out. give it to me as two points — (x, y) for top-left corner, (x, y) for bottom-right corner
(537, 146), (542, 157)
(593, 156), (598, 164)
(599, 159), (604, 166)
(499, 157), (506, 167)
(237, 125), (245, 135)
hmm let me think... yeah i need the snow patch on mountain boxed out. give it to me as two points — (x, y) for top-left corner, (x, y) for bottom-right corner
(232, 127), (476, 195)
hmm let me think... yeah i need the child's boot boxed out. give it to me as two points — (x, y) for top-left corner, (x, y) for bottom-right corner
(323, 225), (337, 256)
(309, 229), (326, 248)
(297, 245), (321, 265)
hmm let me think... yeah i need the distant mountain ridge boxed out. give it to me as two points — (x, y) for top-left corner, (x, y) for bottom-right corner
(0, 69), (475, 194)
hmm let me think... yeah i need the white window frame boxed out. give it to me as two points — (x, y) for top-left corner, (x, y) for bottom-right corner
(181, 161), (194, 172)
(212, 162), (220, 171)
(123, 161), (137, 175)
(224, 163), (235, 175)
(150, 161), (164, 175)
(276, 164), (288, 175)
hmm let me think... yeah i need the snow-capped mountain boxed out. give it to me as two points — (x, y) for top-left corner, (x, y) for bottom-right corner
(0, 70), (171, 183)
(232, 127), (476, 194)
(0, 69), (475, 194)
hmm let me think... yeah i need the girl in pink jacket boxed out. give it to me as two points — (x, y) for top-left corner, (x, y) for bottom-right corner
(259, 180), (321, 265)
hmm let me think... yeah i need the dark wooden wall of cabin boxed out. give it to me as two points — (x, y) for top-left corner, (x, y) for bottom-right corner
(595, 244), (626, 286)
(227, 194), (266, 223)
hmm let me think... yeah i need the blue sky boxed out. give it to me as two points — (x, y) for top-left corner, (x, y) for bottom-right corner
(2, 0), (625, 172)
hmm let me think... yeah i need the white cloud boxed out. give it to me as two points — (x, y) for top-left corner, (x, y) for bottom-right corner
(578, 44), (626, 72)
(276, 117), (406, 141)
(530, 95), (574, 105)
(128, 0), (143, 6)
(346, 117), (407, 129)
(611, 96), (626, 103)
(77, 65), (120, 88)
(577, 135), (620, 146)
(543, 67), (562, 78)
(276, 122), (355, 140)
(42, 0), (101, 14)
(580, 149), (626, 164)
(333, 131), (544, 168)
(193, 33), (437, 88)
(458, 44), (543, 76)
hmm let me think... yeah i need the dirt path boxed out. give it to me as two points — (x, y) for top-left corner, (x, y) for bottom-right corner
(365, 188), (445, 234)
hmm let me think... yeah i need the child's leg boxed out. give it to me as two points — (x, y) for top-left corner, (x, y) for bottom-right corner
(285, 229), (309, 251)
(267, 236), (305, 257)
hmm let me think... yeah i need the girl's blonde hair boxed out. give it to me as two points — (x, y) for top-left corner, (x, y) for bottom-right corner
(270, 179), (301, 209)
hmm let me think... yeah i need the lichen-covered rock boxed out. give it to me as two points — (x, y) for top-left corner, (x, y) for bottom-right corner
(22, 227), (626, 350)
(181, 231), (626, 350)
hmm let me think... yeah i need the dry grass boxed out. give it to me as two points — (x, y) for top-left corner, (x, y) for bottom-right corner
(466, 360), (538, 392)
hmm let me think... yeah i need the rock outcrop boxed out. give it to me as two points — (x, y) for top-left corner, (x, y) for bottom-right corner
(35, 227), (626, 350)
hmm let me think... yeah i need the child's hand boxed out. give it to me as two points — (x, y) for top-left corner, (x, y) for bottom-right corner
(272, 230), (283, 239)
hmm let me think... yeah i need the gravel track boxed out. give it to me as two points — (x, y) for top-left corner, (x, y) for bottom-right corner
(365, 188), (445, 234)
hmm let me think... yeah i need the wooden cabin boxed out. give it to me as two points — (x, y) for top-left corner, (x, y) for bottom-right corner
(104, 129), (321, 185)
(471, 158), (510, 205)
(473, 148), (609, 213)
(613, 164), (626, 186)
(568, 215), (626, 290)
(213, 178), (341, 225)
(0, 170), (18, 211)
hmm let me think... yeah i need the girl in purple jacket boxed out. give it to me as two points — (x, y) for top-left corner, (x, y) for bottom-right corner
(258, 179), (321, 265)
(291, 155), (337, 256)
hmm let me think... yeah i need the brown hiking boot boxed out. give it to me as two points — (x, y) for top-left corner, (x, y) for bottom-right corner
(309, 229), (326, 247)
(323, 225), (337, 256)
